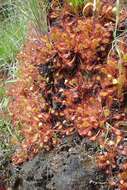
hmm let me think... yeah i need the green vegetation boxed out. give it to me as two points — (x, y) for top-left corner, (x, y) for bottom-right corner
(67, 0), (84, 12)
(0, 19), (27, 68)
(27, 0), (49, 34)
(0, 1), (27, 69)
(0, 119), (13, 152)
(68, 0), (84, 7)
(0, 0), (49, 69)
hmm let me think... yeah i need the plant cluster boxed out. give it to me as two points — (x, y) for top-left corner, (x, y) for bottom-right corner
(8, 1), (127, 189)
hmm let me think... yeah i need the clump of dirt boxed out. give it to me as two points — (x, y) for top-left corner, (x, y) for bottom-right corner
(8, 134), (108, 190)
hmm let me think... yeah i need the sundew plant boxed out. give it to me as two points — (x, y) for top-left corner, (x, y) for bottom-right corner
(1, 1), (127, 190)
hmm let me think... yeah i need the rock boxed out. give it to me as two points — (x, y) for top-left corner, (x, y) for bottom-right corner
(9, 134), (108, 190)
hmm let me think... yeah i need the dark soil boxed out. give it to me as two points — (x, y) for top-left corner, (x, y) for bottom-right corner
(1, 133), (109, 190)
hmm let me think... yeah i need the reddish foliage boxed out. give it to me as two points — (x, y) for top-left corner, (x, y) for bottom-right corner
(8, 1), (127, 189)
